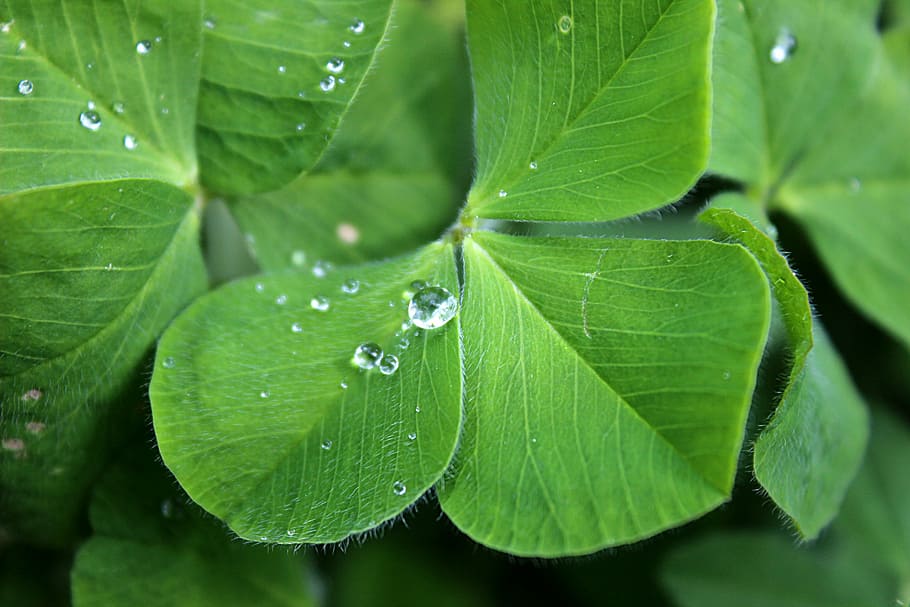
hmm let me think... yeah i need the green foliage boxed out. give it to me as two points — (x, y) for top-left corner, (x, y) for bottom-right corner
(1, 0), (907, 602)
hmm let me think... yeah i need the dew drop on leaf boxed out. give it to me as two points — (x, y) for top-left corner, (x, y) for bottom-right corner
(162, 356), (176, 369)
(378, 354), (399, 376)
(353, 343), (383, 370)
(291, 250), (306, 267)
(20, 389), (42, 402)
(277, 65), (286, 74)
(79, 110), (102, 131)
(341, 278), (360, 294)
(407, 432), (417, 441)
(557, 15), (572, 34)
(349, 18), (365, 34)
(408, 286), (458, 330)
(260, 390), (270, 398)
(112, 101), (125, 114)
(310, 295), (330, 311)
(498, 189), (508, 198)
(326, 57), (345, 74)
(343, 40), (351, 48)
(160, 499), (174, 518)
(291, 322), (303, 333)
(320, 75), (337, 92)
(123, 134), (138, 150)
(312, 260), (332, 277)
(275, 294), (288, 305)
(136, 40), (152, 55)
(849, 177), (862, 193)
(769, 28), (796, 64)
(392, 481), (407, 496)
(17, 79), (32, 95)
(203, 17), (216, 30)
(529, 160), (538, 170)
(25, 421), (45, 435)
(296, 123), (306, 132)
(321, 439), (333, 451)
(255, 282), (265, 293)
(340, 380), (348, 390)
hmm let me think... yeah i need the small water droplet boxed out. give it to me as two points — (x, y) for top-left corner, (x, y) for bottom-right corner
(112, 101), (125, 114)
(336, 222), (360, 244)
(25, 421), (45, 434)
(312, 260), (332, 278)
(349, 19), (365, 34)
(79, 110), (102, 131)
(769, 28), (796, 64)
(498, 189), (508, 198)
(255, 282), (265, 293)
(16, 39), (25, 52)
(123, 134), (138, 150)
(310, 295), (330, 311)
(136, 40), (152, 55)
(20, 389), (42, 402)
(343, 40), (351, 48)
(408, 286), (458, 330)
(17, 79), (33, 95)
(353, 343), (383, 370)
(291, 322), (303, 333)
(275, 294), (288, 305)
(392, 481), (407, 496)
(296, 122), (306, 132)
(161, 499), (174, 518)
(277, 65), (286, 74)
(154, 36), (162, 43)
(849, 177), (862, 192)
(379, 354), (399, 375)
(260, 390), (270, 398)
(320, 75), (336, 92)
(204, 16), (216, 30)
(326, 57), (345, 74)
(162, 356), (176, 369)
(722, 370), (731, 381)
(415, 405), (421, 413)
(291, 250), (306, 267)
(529, 161), (538, 170)
(557, 15), (573, 34)
(321, 439), (333, 450)
(160, 106), (169, 115)
(407, 432), (417, 441)
(341, 278), (360, 294)
(86, 62), (94, 70)
(0, 20), (13, 34)
(340, 380), (348, 390)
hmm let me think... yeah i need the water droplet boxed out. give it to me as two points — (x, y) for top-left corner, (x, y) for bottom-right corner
(86, 62), (94, 70)
(136, 40), (152, 55)
(312, 260), (332, 278)
(415, 405), (421, 413)
(2, 438), (25, 452)
(310, 295), (330, 311)
(20, 389), (42, 402)
(849, 177), (862, 193)
(769, 29), (796, 64)
(160, 106), (169, 115)
(557, 15), (573, 34)
(79, 110), (102, 131)
(16, 39), (25, 52)
(343, 40), (351, 48)
(0, 20), (13, 34)
(321, 439), (333, 450)
(123, 134), (138, 150)
(379, 354), (399, 375)
(498, 189), (508, 198)
(531, 437), (538, 444)
(291, 322), (303, 333)
(326, 57), (345, 74)
(392, 481), (406, 496)
(341, 278), (360, 294)
(154, 36), (162, 43)
(17, 79), (33, 95)
(277, 65), (286, 74)
(162, 356), (176, 369)
(529, 161), (538, 170)
(275, 294), (288, 305)
(340, 380), (348, 390)
(722, 370), (731, 381)
(336, 222), (360, 244)
(408, 286), (458, 330)
(407, 432), (417, 441)
(291, 250), (306, 267)
(25, 421), (45, 434)
(160, 499), (174, 518)
(320, 75), (336, 92)
(349, 19), (365, 34)
(296, 122), (306, 132)
(255, 282), (265, 293)
(260, 390), (270, 398)
(112, 101), (125, 114)
(397, 336), (410, 351)
(204, 17), (216, 30)
(353, 343), (383, 370)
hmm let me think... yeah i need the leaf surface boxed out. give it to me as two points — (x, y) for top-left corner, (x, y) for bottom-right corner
(439, 232), (770, 556)
(197, 0), (394, 194)
(229, 1), (470, 268)
(150, 243), (462, 543)
(464, 0), (714, 221)
(701, 207), (868, 538)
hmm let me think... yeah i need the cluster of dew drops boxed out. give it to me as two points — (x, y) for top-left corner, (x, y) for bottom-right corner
(5, 13), (368, 144)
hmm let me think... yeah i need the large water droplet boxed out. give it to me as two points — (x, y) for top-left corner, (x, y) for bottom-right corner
(17, 79), (33, 95)
(79, 110), (102, 131)
(353, 343), (383, 370)
(769, 29), (796, 64)
(326, 57), (345, 74)
(320, 75), (336, 92)
(310, 295), (330, 311)
(162, 356), (176, 369)
(341, 278), (360, 294)
(379, 354), (399, 375)
(392, 481), (407, 496)
(557, 15), (573, 34)
(349, 19), (365, 34)
(136, 40), (152, 55)
(408, 286), (458, 330)
(123, 134), (138, 150)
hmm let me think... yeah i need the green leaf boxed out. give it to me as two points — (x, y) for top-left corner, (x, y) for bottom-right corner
(150, 243), (462, 543)
(463, 0), (714, 221)
(701, 206), (868, 538)
(1, 1), (207, 543)
(837, 408), (910, 593)
(229, 1), (470, 269)
(661, 531), (894, 607)
(196, 0), (395, 194)
(438, 232), (770, 556)
(72, 446), (314, 607)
